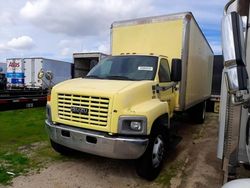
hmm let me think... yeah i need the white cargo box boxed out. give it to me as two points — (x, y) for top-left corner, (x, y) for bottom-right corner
(73, 52), (107, 78)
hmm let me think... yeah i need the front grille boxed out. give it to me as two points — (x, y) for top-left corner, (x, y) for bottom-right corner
(57, 93), (110, 127)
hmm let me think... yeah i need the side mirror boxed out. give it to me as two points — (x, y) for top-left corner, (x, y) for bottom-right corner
(222, 12), (248, 93)
(171, 58), (182, 82)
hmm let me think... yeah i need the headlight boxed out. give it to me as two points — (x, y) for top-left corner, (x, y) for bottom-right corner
(46, 104), (52, 122)
(130, 121), (142, 131)
(118, 116), (147, 135)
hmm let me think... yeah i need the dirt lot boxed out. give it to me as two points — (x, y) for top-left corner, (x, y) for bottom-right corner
(7, 113), (223, 188)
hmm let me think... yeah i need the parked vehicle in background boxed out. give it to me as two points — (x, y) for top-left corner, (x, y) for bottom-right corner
(6, 58), (72, 90)
(6, 58), (25, 89)
(217, 0), (250, 185)
(45, 12), (213, 180)
(73, 52), (107, 78)
(0, 58), (71, 111)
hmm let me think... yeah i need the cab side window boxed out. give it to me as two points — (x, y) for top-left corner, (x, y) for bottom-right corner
(158, 58), (171, 82)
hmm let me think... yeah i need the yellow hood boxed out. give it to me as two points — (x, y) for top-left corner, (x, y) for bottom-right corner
(50, 78), (155, 133)
(53, 78), (138, 95)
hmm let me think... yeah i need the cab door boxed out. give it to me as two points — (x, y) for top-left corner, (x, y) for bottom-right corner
(158, 58), (175, 117)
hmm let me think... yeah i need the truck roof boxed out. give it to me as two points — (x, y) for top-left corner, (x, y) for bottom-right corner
(115, 53), (168, 58)
(112, 12), (192, 28)
(111, 12), (213, 53)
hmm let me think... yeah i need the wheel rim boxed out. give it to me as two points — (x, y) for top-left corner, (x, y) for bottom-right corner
(152, 135), (164, 168)
(202, 103), (206, 120)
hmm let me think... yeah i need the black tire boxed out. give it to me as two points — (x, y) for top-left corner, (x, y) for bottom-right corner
(136, 126), (167, 180)
(50, 139), (75, 155)
(189, 101), (206, 124)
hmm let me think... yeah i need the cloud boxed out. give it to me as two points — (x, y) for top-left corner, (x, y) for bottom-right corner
(97, 44), (109, 54)
(0, 36), (35, 53)
(0, 44), (11, 52)
(7, 36), (34, 50)
(0, 12), (15, 25)
(20, 0), (49, 19)
(60, 47), (71, 56)
(20, 0), (153, 36)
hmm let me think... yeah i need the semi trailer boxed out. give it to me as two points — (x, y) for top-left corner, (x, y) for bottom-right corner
(0, 58), (71, 111)
(6, 58), (72, 90)
(45, 12), (213, 180)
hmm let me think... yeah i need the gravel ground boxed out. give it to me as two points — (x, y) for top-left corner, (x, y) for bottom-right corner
(8, 113), (223, 188)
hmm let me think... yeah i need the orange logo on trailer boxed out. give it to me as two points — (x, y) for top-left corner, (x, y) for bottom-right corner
(9, 61), (20, 67)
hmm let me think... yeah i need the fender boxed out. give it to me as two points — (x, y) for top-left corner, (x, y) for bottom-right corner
(124, 99), (170, 135)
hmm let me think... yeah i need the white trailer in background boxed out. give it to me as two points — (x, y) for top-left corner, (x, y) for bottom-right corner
(6, 58), (25, 88)
(6, 57), (72, 89)
(23, 58), (72, 89)
(73, 52), (107, 78)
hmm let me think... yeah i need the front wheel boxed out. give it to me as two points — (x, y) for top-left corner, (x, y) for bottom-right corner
(136, 127), (167, 180)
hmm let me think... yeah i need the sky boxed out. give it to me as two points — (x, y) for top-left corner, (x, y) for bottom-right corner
(0, 0), (228, 63)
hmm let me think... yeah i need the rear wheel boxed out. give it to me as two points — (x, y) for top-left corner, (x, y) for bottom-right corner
(188, 101), (206, 124)
(136, 126), (167, 180)
(50, 139), (75, 155)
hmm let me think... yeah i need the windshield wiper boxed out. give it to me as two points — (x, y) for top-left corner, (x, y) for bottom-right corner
(105, 75), (135, 80)
(85, 75), (102, 79)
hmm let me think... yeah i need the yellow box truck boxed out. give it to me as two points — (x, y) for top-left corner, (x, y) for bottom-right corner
(45, 12), (213, 180)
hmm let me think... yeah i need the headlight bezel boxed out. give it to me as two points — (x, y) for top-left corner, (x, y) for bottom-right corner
(118, 116), (147, 135)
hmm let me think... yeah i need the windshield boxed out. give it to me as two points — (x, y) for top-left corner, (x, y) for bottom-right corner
(86, 55), (158, 81)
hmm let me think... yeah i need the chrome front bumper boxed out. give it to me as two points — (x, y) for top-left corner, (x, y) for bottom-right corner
(45, 120), (149, 159)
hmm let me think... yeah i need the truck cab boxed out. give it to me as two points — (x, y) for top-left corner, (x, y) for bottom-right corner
(46, 54), (181, 180)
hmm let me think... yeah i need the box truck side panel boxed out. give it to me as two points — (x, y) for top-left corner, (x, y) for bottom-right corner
(112, 19), (183, 61)
(184, 19), (214, 109)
